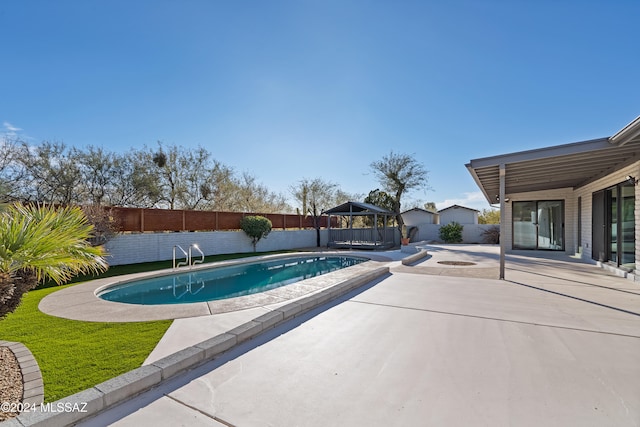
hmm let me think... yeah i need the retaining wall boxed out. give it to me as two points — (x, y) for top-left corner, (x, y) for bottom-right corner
(104, 229), (330, 266)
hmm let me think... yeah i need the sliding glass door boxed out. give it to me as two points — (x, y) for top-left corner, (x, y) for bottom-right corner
(593, 182), (635, 270)
(606, 183), (635, 270)
(620, 184), (635, 269)
(513, 200), (564, 250)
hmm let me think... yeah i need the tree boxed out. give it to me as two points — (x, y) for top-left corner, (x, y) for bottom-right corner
(176, 146), (220, 210)
(0, 136), (26, 203)
(370, 151), (429, 238)
(364, 189), (395, 212)
(478, 208), (500, 224)
(108, 149), (161, 208)
(240, 215), (272, 252)
(151, 142), (182, 209)
(231, 172), (290, 213)
(19, 141), (83, 204)
(363, 189), (395, 227)
(76, 146), (119, 206)
(424, 202), (437, 212)
(0, 203), (108, 319)
(291, 178), (340, 247)
(202, 161), (237, 211)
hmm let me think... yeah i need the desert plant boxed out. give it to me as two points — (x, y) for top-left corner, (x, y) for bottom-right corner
(240, 215), (272, 252)
(0, 203), (108, 319)
(439, 222), (463, 243)
(481, 225), (500, 244)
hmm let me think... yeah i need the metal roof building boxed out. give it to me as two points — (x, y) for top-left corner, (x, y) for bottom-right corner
(323, 201), (396, 249)
(467, 116), (640, 280)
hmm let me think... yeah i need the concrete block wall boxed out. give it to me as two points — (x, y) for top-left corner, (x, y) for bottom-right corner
(104, 229), (329, 266)
(410, 223), (496, 244)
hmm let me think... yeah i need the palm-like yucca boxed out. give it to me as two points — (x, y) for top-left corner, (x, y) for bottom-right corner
(0, 203), (108, 318)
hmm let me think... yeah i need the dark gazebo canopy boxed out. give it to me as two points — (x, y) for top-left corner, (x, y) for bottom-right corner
(323, 201), (395, 249)
(323, 201), (393, 215)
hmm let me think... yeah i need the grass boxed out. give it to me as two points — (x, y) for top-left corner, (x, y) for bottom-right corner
(0, 250), (296, 402)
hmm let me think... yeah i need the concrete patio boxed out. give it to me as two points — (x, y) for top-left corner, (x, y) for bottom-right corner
(46, 246), (640, 426)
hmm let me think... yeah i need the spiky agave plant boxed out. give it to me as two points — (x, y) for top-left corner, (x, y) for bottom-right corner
(0, 203), (108, 318)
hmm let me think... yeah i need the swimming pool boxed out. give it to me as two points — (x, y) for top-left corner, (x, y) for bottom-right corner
(96, 255), (367, 305)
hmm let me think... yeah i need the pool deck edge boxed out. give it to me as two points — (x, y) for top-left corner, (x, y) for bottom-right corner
(38, 251), (389, 322)
(13, 264), (390, 427)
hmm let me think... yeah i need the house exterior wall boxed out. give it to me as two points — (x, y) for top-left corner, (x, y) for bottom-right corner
(402, 210), (437, 226)
(104, 229), (329, 266)
(503, 160), (639, 277)
(503, 187), (575, 253)
(572, 160), (640, 264)
(439, 208), (478, 225)
(402, 209), (492, 243)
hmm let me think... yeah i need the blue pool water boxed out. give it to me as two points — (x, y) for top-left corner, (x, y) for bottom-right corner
(97, 256), (367, 305)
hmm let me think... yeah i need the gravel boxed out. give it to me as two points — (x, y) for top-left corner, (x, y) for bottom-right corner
(0, 346), (23, 421)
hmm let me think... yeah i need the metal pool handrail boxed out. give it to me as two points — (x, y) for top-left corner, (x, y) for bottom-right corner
(173, 245), (189, 269)
(189, 244), (205, 267)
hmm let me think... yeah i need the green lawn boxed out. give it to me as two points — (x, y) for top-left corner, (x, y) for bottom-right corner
(0, 250), (295, 402)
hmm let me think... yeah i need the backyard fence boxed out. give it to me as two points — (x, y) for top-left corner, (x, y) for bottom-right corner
(109, 207), (335, 232)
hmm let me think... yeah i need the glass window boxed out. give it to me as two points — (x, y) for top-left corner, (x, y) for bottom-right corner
(513, 200), (564, 250)
(620, 183), (635, 270)
(600, 182), (635, 270)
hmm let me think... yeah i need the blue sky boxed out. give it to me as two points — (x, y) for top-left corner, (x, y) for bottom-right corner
(2, 1), (639, 211)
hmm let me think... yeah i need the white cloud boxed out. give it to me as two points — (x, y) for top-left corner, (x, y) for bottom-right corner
(3, 121), (22, 133)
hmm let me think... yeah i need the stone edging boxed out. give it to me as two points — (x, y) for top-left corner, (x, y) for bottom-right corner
(8, 265), (390, 427)
(0, 340), (44, 407)
(401, 249), (429, 265)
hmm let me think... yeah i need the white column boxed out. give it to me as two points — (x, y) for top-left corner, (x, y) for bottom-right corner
(499, 164), (506, 280)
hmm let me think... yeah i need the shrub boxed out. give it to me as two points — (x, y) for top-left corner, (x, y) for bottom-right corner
(439, 222), (463, 243)
(482, 225), (500, 244)
(240, 215), (272, 252)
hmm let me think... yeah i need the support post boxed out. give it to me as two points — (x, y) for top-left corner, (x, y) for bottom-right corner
(374, 213), (378, 248)
(499, 163), (506, 280)
(349, 204), (353, 249)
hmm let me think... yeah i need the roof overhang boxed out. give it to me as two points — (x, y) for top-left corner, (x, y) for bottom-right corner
(467, 117), (640, 204)
(610, 115), (640, 146)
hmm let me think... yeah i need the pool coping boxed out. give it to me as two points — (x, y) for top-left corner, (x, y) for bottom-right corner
(10, 257), (392, 427)
(38, 251), (395, 322)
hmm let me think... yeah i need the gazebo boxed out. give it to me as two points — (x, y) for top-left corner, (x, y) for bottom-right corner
(323, 201), (395, 249)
